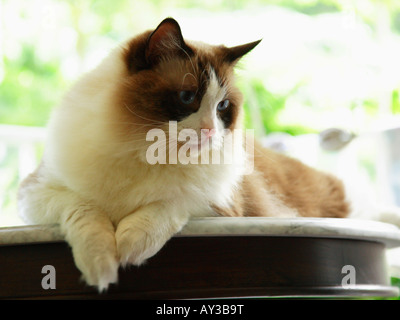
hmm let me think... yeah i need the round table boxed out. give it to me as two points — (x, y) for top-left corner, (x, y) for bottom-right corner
(1, 217), (400, 299)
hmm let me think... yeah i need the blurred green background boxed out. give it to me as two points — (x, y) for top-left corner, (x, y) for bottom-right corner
(1, 0), (400, 133)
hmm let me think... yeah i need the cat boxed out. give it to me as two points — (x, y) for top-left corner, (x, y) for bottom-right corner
(18, 17), (350, 291)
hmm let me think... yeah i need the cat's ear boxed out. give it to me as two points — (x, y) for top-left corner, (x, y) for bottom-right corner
(224, 39), (262, 64)
(145, 18), (193, 66)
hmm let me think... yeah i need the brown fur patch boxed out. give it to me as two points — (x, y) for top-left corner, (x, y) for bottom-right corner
(214, 141), (350, 218)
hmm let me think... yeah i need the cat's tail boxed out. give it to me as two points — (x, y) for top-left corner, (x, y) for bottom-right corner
(342, 177), (400, 228)
(373, 206), (400, 228)
(346, 196), (400, 229)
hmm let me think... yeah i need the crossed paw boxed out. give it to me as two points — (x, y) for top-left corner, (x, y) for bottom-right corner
(72, 225), (167, 292)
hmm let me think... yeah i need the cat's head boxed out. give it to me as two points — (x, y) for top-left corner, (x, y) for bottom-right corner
(114, 18), (260, 163)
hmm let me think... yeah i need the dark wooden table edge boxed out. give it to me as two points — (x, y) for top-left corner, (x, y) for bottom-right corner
(1, 235), (399, 299)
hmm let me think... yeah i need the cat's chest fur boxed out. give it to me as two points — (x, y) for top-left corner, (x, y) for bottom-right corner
(121, 162), (242, 221)
(49, 146), (244, 224)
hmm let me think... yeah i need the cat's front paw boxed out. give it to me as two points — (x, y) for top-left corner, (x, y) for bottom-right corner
(115, 225), (168, 267)
(72, 245), (119, 292)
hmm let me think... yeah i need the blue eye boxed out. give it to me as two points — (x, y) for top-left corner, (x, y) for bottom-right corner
(179, 90), (196, 105)
(217, 99), (230, 111)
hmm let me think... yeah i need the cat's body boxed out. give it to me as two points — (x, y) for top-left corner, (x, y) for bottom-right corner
(218, 141), (349, 218)
(18, 18), (350, 291)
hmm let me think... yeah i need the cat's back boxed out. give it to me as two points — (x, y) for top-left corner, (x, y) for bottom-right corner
(244, 141), (350, 218)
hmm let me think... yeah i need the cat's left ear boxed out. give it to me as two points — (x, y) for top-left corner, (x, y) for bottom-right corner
(145, 18), (193, 66)
(223, 39), (262, 64)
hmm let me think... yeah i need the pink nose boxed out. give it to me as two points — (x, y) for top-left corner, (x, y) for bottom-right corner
(203, 128), (216, 139)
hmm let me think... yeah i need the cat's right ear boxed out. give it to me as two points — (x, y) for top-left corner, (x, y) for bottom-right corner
(145, 18), (193, 66)
(223, 39), (262, 64)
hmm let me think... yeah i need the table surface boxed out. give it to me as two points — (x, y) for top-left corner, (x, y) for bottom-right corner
(2, 217), (400, 248)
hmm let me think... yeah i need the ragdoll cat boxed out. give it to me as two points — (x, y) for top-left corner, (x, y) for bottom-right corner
(18, 18), (350, 291)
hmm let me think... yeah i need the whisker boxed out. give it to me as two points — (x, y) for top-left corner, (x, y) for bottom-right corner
(175, 41), (197, 78)
(123, 104), (166, 125)
(181, 72), (197, 89)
